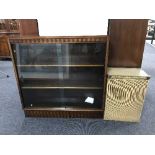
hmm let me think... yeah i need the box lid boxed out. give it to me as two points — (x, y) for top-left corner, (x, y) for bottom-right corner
(107, 67), (150, 79)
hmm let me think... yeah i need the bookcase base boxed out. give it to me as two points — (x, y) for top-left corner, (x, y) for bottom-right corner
(24, 109), (104, 118)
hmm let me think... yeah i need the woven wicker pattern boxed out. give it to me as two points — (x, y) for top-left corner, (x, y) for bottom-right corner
(104, 78), (149, 122)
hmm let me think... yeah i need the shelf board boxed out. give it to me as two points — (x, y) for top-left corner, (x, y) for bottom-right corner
(0, 31), (20, 34)
(17, 64), (104, 67)
(20, 78), (104, 88)
(22, 86), (103, 89)
(19, 70), (104, 79)
(24, 107), (104, 111)
(0, 56), (11, 59)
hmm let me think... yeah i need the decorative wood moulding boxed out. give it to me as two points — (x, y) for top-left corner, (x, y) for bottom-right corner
(24, 109), (104, 118)
(9, 35), (108, 44)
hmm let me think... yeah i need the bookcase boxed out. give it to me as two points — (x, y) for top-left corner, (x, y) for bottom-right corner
(9, 36), (109, 118)
(0, 19), (39, 58)
(0, 19), (39, 37)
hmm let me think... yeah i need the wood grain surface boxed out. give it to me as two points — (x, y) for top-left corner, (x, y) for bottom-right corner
(0, 35), (10, 58)
(24, 108), (104, 118)
(108, 19), (148, 67)
(9, 35), (108, 44)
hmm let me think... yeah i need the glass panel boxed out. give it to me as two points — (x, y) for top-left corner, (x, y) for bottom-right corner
(12, 42), (105, 109)
(22, 88), (103, 108)
(64, 89), (103, 108)
(22, 89), (65, 107)
(15, 43), (106, 65)
(19, 66), (104, 87)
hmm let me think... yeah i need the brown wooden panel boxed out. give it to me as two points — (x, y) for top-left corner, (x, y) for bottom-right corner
(0, 19), (39, 58)
(9, 35), (108, 44)
(24, 108), (103, 118)
(0, 19), (39, 37)
(18, 19), (39, 36)
(108, 19), (148, 67)
(0, 35), (10, 58)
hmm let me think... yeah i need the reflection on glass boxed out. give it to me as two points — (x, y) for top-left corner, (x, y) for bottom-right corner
(19, 66), (104, 87)
(12, 42), (106, 109)
(15, 43), (106, 65)
(22, 89), (103, 108)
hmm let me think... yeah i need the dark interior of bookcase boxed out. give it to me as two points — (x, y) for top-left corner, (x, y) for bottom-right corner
(11, 41), (107, 110)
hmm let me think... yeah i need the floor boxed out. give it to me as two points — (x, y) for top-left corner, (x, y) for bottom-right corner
(0, 43), (155, 135)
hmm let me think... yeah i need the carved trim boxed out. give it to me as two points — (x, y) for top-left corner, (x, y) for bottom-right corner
(24, 109), (103, 118)
(9, 36), (108, 44)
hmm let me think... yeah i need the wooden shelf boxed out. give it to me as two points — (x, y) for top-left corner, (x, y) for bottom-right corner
(0, 56), (11, 59)
(22, 86), (103, 90)
(24, 107), (103, 111)
(17, 64), (104, 67)
(0, 31), (20, 34)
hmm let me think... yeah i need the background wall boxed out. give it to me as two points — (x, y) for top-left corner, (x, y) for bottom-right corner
(38, 19), (108, 36)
